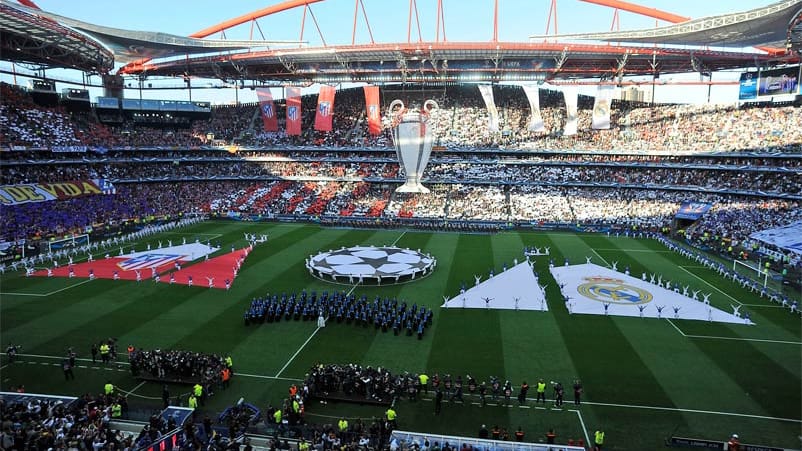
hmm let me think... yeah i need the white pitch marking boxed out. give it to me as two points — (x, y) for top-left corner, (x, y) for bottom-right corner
(590, 249), (611, 268)
(678, 266), (742, 306)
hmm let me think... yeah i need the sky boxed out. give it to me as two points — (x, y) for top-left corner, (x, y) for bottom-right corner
(0, 0), (784, 104)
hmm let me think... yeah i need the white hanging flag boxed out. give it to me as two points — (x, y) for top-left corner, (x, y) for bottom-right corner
(592, 85), (614, 130)
(562, 86), (578, 136)
(477, 84), (500, 132)
(522, 84), (545, 132)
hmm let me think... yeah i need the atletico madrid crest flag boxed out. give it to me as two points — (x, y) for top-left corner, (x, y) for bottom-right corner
(364, 85), (381, 135)
(256, 88), (278, 132)
(285, 86), (302, 136)
(314, 85), (336, 131)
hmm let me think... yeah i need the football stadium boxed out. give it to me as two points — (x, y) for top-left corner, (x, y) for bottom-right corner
(1, 0), (801, 450)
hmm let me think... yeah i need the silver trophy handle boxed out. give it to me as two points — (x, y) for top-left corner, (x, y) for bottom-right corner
(388, 99), (405, 118)
(423, 99), (438, 113)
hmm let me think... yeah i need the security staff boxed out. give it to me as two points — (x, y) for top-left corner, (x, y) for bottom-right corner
(419, 373), (429, 394)
(338, 418), (349, 433)
(99, 343), (110, 364)
(193, 383), (204, 406)
(594, 429), (605, 450)
(536, 379), (547, 404)
(111, 402), (122, 418)
(385, 407), (397, 428)
(104, 381), (114, 396)
(188, 394), (198, 410)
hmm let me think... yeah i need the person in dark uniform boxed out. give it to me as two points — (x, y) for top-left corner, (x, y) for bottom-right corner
(573, 379), (583, 406)
(552, 381), (564, 407)
(517, 381), (529, 406)
(434, 389), (443, 415)
(162, 385), (171, 409)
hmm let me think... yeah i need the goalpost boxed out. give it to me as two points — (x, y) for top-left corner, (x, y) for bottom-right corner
(48, 234), (90, 254)
(733, 259), (770, 287)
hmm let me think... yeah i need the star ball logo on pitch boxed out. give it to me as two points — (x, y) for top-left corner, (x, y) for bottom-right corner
(577, 276), (653, 305)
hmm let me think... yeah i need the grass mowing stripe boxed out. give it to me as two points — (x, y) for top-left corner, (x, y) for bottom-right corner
(169, 228), (378, 372)
(426, 233), (509, 424)
(359, 231), (442, 374)
(690, 339), (802, 420)
(542, 233), (686, 407)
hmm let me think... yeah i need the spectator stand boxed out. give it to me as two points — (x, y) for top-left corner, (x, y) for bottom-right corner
(0, 391), (77, 408)
(161, 406), (194, 428)
(390, 430), (587, 451)
(218, 398), (262, 428)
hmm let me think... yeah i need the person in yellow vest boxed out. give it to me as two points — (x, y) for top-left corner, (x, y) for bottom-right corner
(104, 381), (114, 396)
(298, 438), (310, 451)
(111, 402), (122, 418)
(594, 429), (605, 450)
(188, 393), (198, 410)
(338, 418), (348, 433)
(535, 379), (547, 404)
(292, 399), (300, 415)
(193, 383), (204, 406)
(225, 355), (233, 375)
(273, 408), (282, 425)
(418, 373), (429, 394)
(99, 343), (110, 364)
(385, 407), (397, 428)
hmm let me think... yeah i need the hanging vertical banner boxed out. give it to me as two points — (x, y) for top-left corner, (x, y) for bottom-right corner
(314, 85), (336, 131)
(364, 85), (382, 135)
(285, 86), (302, 136)
(521, 85), (545, 132)
(256, 88), (278, 132)
(562, 86), (578, 136)
(477, 84), (500, 132)
(592, 85), (614, 130)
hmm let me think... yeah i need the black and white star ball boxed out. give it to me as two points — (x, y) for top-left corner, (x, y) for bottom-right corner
(309, 246), (435, 279)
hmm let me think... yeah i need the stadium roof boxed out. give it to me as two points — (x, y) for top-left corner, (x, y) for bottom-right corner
(529, 0), (802, 49)
(2, 0), (304, 64)
(0, 0), (113, 73)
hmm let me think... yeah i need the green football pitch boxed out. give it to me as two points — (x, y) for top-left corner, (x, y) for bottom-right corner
(1, 221), (800, 450)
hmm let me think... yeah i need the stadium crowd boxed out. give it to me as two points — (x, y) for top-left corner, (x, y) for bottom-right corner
(1, 80), (800, 281)
(0, 393), (135, 450)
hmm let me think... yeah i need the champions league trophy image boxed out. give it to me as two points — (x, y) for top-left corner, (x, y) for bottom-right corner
(389, 99), (438, 193)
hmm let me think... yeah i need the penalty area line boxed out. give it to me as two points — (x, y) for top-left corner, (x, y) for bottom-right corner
(665, 318), (686, 337)
(682, 334), (802, 346)
(590, 249), (611, 268)
(568, 409), (591, 446)
(678, 266), (743, 306)
(0, 279), (93, 298)
(583, 400), (802, 423)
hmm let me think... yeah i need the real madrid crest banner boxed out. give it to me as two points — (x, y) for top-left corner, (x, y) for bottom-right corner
(285, 86), (302, 136)
(562, 85), (578, 136)
(477, 84), (500, 133)
(314, 85), (336, 132)
(592, 85), (614, 130)
(521, 84), (545, 132)
(363, 85), (382, 135)
(256, 88), (278, 132)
